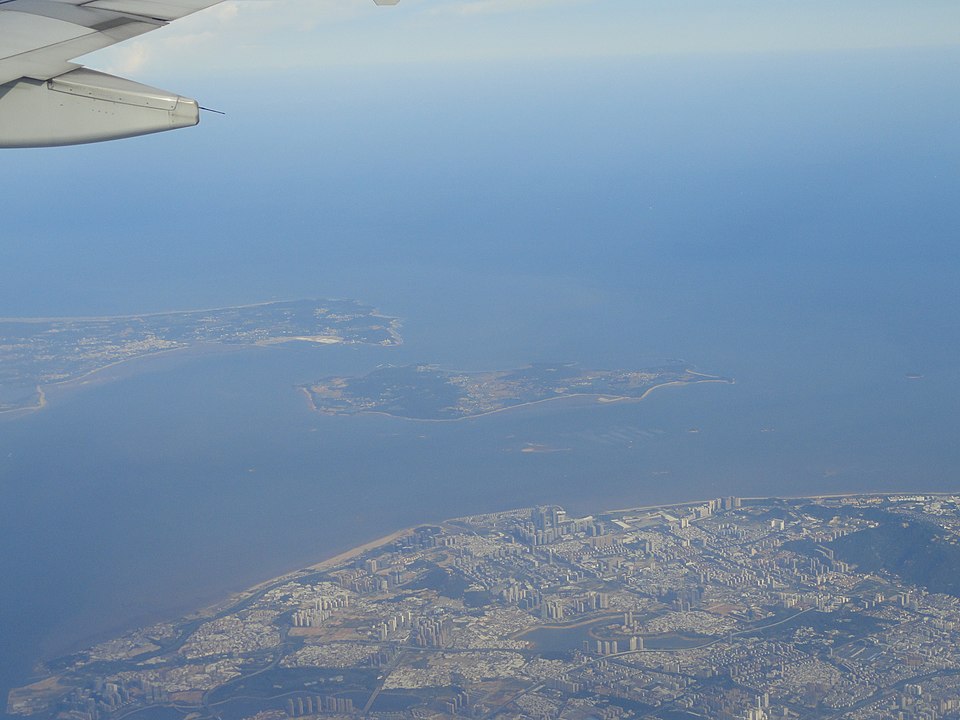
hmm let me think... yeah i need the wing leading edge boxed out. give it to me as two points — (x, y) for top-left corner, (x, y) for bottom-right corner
(0, 0), (398, 147)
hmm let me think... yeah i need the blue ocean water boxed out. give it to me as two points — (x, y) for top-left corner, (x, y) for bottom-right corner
(1, 47), (959, 709)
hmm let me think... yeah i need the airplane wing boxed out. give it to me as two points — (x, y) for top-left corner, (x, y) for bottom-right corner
(0, 0), (398, 147)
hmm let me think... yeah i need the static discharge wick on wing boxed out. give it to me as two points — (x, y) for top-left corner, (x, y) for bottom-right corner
(0, 0), (398, 148)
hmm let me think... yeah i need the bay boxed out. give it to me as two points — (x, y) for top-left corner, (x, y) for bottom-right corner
(2, 47), (959, 714)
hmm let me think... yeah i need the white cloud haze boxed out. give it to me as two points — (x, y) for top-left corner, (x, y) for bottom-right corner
(81, 0), (960, 85)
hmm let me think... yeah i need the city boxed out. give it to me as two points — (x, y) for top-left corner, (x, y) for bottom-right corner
(9, 493), (960, 719)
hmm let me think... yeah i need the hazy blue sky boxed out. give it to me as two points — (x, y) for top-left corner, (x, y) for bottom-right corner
(81, 0), (960, 81)
(2, 0), (959, 318)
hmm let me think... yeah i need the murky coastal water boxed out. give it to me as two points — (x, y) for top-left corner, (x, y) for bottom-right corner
(2, 269), (957, 701)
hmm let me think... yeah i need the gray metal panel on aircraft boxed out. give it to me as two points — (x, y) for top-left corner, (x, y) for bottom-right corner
(84, 0), (224, 22)
(0, 0), (219, 83)
(0, 25), (156, 84)
(48, 66), (181, 110)
(0, 0), (398, 146)
(0, 2), (161, 83)
(0, 0), (399, 85)
(0, 69), (198, 147)
(0, 10), (94, 58)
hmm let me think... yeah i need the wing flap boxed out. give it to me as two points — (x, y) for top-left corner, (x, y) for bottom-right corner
(0, 0), (218, 85)
(0, 10), (95, 57)
(0, 9), (159, 84)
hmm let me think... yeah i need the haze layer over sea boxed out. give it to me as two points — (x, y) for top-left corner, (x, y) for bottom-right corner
(1, 49), (959, 708)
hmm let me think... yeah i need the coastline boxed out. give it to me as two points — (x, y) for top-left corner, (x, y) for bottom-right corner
(0, 324), (401, 420)
(299, 385), (319, 412)
(0, 344), (217, 420)
(0, 299), (402, 419)
(307, 528), (416, 571)
(3, 479), (953, 720)
(182, 527), (422, 624)
(286, 488), (960, 580)
(15, 488), (960, 720)
(30, 487), (960, 671)
(0, 298), (396, 325)
(306, 374), (735, 424)
(0, 387), (46, 419)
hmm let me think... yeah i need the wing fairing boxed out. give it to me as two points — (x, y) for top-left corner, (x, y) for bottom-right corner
(0, 0), (397, 146)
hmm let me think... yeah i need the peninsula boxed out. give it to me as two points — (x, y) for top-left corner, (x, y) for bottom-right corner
(0, 300), (401, 414)
(302, 362), (731, 421)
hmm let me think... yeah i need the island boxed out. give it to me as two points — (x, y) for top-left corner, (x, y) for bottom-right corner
(0, 300), (401, 415)
(301, 363), (731, 420)
(11, 492), (960, 720)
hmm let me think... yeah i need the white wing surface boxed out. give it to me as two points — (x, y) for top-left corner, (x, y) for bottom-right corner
(0, 0), (398, 147)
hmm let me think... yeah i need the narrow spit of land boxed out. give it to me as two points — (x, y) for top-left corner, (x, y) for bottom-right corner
(0, 299), (402, 415)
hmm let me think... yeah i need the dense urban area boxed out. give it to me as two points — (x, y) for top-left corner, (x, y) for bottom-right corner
(10, 493), (960, 720)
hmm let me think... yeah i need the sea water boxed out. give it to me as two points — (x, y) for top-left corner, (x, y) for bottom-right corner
(2, 48), (959, 709)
